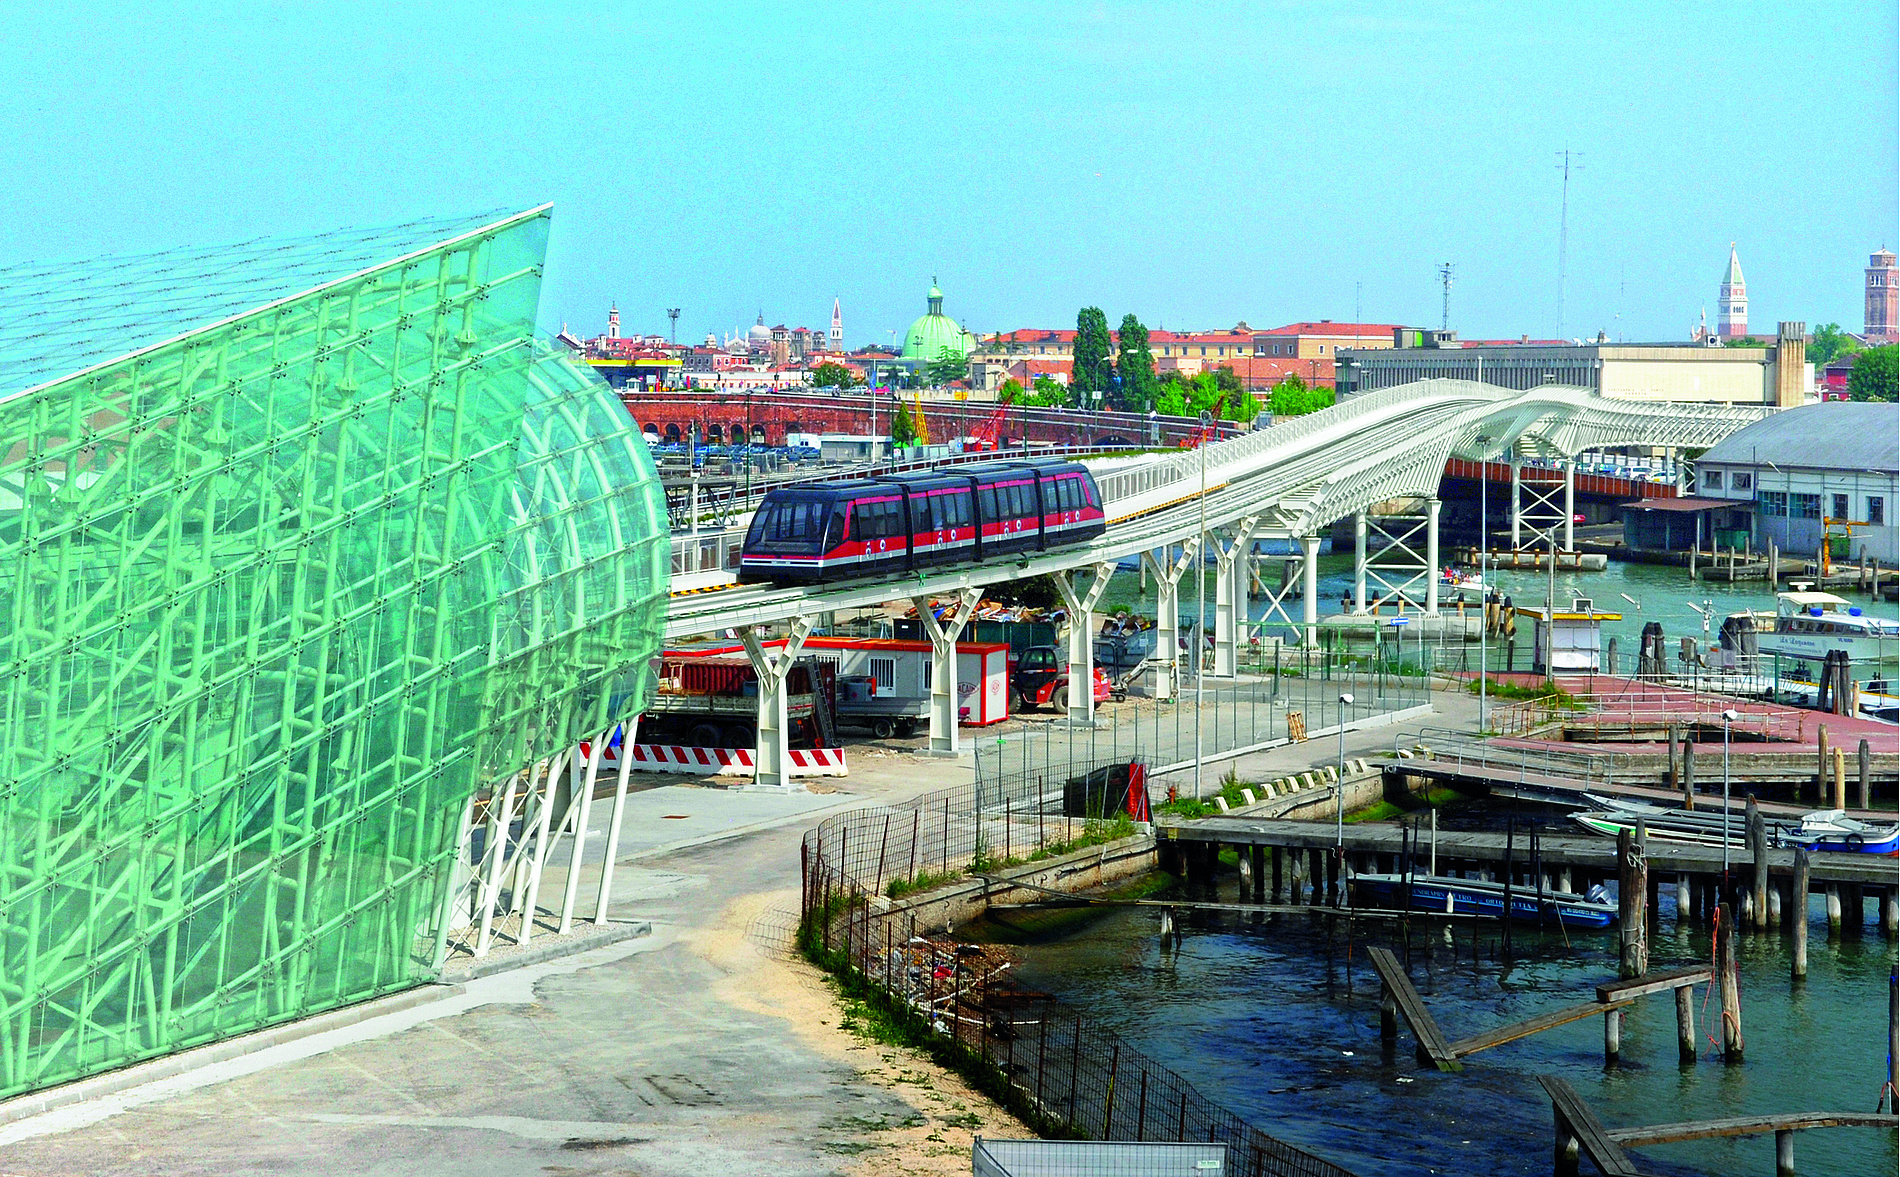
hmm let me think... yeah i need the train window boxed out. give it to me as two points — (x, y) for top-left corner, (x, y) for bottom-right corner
(952, 492), (972, 528)
(1012, 483), (1032, 518)
(753, 500), (828, 546)
(1060, 478), (1080, 511)
(1081, 477), (1098, 507)
(882, 500), (903, 539)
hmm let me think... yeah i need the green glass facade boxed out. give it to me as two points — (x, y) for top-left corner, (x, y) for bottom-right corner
(0, 207), (667, 1099)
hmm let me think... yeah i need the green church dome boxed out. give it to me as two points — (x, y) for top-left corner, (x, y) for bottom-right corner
(901, 277), (976, 361)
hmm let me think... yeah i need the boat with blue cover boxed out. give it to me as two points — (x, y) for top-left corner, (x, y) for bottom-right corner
(1347, 872), (1618, 928)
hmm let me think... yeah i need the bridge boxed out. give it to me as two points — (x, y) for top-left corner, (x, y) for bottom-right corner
(621, 387), (1241, 449)
(663, 381), (1772, 786)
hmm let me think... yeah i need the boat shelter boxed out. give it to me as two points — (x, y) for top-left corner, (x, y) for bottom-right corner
(1620, 496), (1748, 554)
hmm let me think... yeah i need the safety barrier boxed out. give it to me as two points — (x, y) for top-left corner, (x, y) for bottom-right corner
(592, 741), (849, 778)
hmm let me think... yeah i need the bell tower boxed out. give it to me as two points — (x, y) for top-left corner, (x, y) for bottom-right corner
(1717, 245), (1747, 339)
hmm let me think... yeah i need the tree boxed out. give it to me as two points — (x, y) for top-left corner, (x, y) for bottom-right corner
(1026, 374), (1068, 407)
(1267, 374), (1335, 418)
(1114, 314), (1158, 411)
(1809, 322), (1862, 367)
(808, 360), (863, 388)
(1071, 307), (1113, 405)
(1154, 381), (1188, 417)
(924, 345), (968, 387)
(1848, 344), (1898, 402)
(996, 377), (1025, 405)
(890, 397), (919, 446)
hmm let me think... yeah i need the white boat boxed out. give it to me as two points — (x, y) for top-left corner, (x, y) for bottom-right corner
(1756, 590), (1899, 667)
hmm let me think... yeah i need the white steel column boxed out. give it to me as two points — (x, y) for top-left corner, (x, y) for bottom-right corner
(1054, 562), (1115, 726)
(739, 616), (814, 789)
(1143, 542), (1197, 701)
(912, 587), (983, 756)
(1563, 458), (1576, 550)
(1425, 497), (1442, 616)
(472, 773), (519, 958)
(514, 750), (565, 948)
(1510, 450), (1523, 550)
(1213, 516), (1262, 676)
(557, 729), (609, 935)
(1301, 534), (1320, 648)
(1353, 512), (1369, 614)
(593, 721), (636, 924)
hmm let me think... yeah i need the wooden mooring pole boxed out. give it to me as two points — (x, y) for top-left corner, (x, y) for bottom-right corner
(1680, 736), (1695, 806)
(1675, 981), (1697, 1065)
(1716, 902), (1743, 1063)
(1815, 722), (1829, 804)
(1617, 824), (1647, 979)
(1860, 738), (1872, 812)
(1791, 848), (1810, 983)
(1831, 746), (1847, 811)
(1746, 796), (1768, 929)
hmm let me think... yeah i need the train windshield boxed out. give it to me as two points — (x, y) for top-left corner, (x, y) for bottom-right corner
(746, 496), (836, 552)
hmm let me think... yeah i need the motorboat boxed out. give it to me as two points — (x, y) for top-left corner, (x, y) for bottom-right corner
(1757, 590), (1899, 667)
(1785, 809), (1900, 855)
(1348, 872), (1618, 928)
(1569, 805), (1900, 856)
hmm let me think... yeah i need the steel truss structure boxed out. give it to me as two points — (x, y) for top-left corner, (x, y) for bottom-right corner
(0, 207), (667, 1100)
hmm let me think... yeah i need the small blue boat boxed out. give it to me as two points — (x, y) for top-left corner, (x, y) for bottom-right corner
(1783, 809), (1900, 856)
(1348, 872), (1619, 929)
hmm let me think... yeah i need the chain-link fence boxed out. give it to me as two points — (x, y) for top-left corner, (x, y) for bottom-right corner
(799, 781), (1358, 1177)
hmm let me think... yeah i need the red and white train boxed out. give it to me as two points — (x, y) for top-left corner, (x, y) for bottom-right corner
(738, 459), (1108, 584)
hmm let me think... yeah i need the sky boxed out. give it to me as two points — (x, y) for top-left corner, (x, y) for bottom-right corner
(1, 2), (1894, 348)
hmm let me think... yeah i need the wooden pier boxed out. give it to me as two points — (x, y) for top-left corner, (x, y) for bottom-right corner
(1538, 1074), (1897, 1177)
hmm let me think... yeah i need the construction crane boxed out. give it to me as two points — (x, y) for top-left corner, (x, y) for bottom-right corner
(966, 384), (1015, 451)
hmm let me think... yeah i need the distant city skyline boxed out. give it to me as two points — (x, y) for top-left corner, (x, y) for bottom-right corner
(1, 3), (1893, 348)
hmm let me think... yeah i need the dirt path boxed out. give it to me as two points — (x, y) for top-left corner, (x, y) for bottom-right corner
(698, 888), (1030, 1174)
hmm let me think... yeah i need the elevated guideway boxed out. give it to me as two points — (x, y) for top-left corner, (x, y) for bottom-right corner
(663, 380), (1773, 787)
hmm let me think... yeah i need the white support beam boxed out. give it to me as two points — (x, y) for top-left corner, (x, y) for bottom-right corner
(1355, 508), (1434, 614)
(1563, 458), (1576, 550)
(592, 720), (636, 924)
(1301, 534), (1320, 648)
(472, 773), (519, 958)
(1510, 452), (1523, 549)
(1353, 512), (1369, 614)
(1142, 542), (1197, 701)
(514, 750), (564, 948)
(911, 587), (983, 757)
(557, 728), (609, 935)
(1425, 497), (1441, 616)
(1053, 563), (1115, 726)
(1212, 516), (1262, 676)
(739, 616), (814, 790)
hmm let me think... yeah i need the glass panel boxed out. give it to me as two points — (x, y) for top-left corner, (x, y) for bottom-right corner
(0, 209), (667, 1100)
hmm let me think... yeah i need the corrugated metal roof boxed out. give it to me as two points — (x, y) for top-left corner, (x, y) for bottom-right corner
(1698, 402), (1899, 473)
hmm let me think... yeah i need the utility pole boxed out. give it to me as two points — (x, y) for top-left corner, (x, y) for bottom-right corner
(666, 308), (680, 344)
(1555, 149), (1583, 339)
(1438, 263), (1455, 332)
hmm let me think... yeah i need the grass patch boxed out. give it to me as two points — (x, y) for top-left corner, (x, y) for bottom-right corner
(973, 814), (1140, 874)
(1154, 767), (1252, 819)
(1463, 676), (1581, 704)
(886, 867), (964, 900)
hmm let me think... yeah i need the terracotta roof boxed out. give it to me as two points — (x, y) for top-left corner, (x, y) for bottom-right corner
(1256, 322), (1403, 336)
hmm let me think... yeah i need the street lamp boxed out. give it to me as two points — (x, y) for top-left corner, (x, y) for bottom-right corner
(1721, 707), (1738, 883)
(1335, 692), (1355, 851)
(1474, 435), (1494, 730)
(1194, 409), (1212, 800)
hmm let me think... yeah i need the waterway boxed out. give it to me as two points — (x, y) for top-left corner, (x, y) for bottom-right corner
(981, 875), (1898, 1176)
(1101, 552), (1895, 674)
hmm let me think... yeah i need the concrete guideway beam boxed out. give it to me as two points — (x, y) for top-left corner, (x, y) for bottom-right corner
(910, 587), (983, 757)
(1142, 542), (1199, 700)
(1212, 516), (1262, 676)
(739, 616), (814, 790)
(1053, 562), (1115, 726)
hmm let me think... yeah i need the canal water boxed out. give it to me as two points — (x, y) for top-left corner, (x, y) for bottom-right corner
(984, 883), (1898, 1176)
(1103, 551), (1895, 673)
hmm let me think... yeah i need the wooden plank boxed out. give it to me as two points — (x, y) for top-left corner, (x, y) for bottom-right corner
(1364, 946), (1462, 1071)
(1607, 1111), (1899, 1146)
(1536, 1075), (1642, 1177)
(1449, 998), (1633, 1058)
(1596, 965), (1711, 1003)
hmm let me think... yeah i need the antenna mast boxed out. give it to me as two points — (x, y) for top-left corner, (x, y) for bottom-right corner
(1555, 149), (1583, 338)
(1438, 263), (1455, 332)
(666, 307), (680, 344)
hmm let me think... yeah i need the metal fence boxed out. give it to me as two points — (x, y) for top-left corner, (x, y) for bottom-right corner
(974, 648), (1433, 802)
(799, 784), (1358, 1177)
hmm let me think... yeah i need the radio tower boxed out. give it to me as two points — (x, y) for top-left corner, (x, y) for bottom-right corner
(1555, 149), (1583, 338)
(666, 307), (680, 344)
(1438, 263), (1455, 332)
